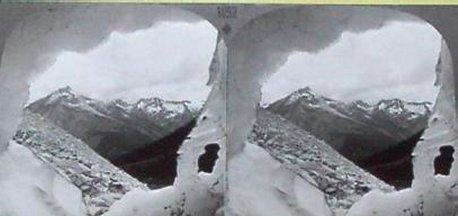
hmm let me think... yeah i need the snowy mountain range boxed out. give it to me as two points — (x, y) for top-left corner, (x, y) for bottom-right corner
(20, 86), (431, 214)
(26, 87), (196, 161)
(19, 87), (397, 215)
(268, 87), (431, 162)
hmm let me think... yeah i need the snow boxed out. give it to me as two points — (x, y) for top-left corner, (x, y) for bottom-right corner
(162, 102), (186, 116)
(112, 99), (133, 111)
(144, 103), (162, 113)
(227, 142), (332, 216)
(132, 97), (188, 118)
(387, 105), (403, 115)
(404, 103), (429, 115)
(287, 88), (317, 104)
(346, 188), (420, 216)
(0, 141), (87, 216)
(103, 187), (177, 216)
(375, 99), (431, 118)
(347, 175), (457, 216)
(377, 102), (388, 110)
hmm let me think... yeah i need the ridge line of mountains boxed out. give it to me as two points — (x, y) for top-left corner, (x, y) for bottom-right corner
(25, 86), (431, 191)
(267, 86), (431, 161)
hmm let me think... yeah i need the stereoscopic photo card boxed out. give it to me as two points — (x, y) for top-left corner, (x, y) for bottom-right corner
(0, 3), (456, 216)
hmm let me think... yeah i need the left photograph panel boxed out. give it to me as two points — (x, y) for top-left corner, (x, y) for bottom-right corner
(0, 5), (224, 216)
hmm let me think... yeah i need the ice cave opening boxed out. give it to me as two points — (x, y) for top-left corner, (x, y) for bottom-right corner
(259, 18), (443, 190)
(21, 16), (217, 190)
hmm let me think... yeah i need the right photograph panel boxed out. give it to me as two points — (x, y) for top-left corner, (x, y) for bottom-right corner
(226, 6), (457, 216)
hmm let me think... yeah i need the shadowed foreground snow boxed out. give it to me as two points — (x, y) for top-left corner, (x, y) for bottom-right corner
(227, 142), (332, 216)
(0, 141), (86, 216)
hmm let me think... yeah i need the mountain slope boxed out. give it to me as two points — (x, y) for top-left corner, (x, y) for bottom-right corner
(112, 119), (197, 189)
(27, 87), (195, 160)
(358, 130), (424, 189)
(267, 87), (431, 162)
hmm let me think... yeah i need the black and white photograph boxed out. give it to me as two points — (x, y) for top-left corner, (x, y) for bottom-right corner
(0, 4), (457, 216)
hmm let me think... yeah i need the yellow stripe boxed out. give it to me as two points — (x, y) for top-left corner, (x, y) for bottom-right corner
(5, 0), (458, 5)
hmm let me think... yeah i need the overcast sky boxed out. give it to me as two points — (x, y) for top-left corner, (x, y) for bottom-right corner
(29, 20), (442, 107)
(28, 20), (217, 105)
(262, 21), (442, 105)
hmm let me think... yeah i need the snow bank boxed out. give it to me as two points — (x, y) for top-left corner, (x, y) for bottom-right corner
(0, 141), (86, 216)
(347, 175), (457, 216)
(227, 142), (332, 216)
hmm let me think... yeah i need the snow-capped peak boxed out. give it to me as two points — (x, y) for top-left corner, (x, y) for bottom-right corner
(48, 86), (77, 100)
(132, 97), (190, 118)
(271, 87), (433, 125)
(353, 100), (371, 109)
(287, 87), (320, 105)
(135, 98), (162, 110)
(112, 99), (130, 107)
(375, 99), (431, 118)
(44, 86), (97, 107)
(291, 87), (316, 99)
(376, 99), (404, 115)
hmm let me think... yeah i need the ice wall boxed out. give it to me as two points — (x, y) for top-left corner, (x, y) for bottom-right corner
(413, 39), (457, 183)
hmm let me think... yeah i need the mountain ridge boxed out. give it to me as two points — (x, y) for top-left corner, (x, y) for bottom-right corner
(26, 86), (196, 160)
(267, 87), (431, 161)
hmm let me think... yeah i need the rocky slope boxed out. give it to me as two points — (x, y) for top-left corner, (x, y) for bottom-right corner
(14, 112), (148, 216)
(250, 109), (394, 215)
